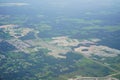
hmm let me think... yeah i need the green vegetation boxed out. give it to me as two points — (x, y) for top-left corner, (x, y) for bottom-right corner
(99, 55), (120, 71)
(113, 74), (120, 79)
(0, 29), (11, 39)
(0, 15), (28, 25)
(82, 25), (120, 32)
(0, 51), (114, 80)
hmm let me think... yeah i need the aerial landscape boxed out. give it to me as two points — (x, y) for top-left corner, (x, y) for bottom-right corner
(0, 0), (120, 80)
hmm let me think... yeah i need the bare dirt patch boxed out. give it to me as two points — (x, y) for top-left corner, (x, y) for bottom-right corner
(50, 36), (80, 47)
(74, 45), (120, 57)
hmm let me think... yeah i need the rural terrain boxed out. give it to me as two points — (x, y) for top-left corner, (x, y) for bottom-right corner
(0, 0), (120, 80)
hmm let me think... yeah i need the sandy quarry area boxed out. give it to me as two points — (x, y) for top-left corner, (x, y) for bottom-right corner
(74, 45), (120, 57)
(0, 24), (33, 38)
(51, 36), (80, 47)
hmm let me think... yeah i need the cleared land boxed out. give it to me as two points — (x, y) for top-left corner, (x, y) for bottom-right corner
(1, 24), (120, 80)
